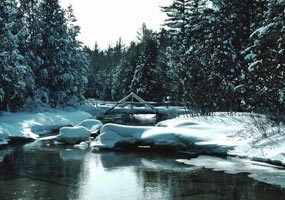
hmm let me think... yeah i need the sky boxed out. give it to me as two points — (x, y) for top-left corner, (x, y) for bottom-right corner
(60, 0), (173, 50)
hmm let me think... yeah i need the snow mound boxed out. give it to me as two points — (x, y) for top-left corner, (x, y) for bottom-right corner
(57, 126), (91, 144)
(38, 124), (98, 145)
(76, 119), (103, 133)
(91, 119), (244, 152)
(37, 119), (104, 145)
(92, 123), (151, 149)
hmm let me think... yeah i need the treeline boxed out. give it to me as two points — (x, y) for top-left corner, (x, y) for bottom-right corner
(0, 0), (88, 111)
(86, 0), (285, 114)
(1, 0), (284, 115)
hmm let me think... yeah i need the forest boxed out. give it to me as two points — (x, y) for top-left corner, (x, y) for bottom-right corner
(0, 0), (284, 115)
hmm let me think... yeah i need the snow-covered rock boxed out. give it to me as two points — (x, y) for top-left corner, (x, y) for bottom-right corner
(92, 123), (151, 149)
(93, 114), (251, 150)
(91, 121), (240, 151)
(35, 119), (104, 145)
(76, 119), (103, 133)
(57, 126), (91, 144)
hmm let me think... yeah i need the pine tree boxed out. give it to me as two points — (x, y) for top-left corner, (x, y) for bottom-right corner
(162, 0), (209, 111)
(29, 0), (88, 107)
(243, 0), (285, 112)
(84, 43), (103, 99)
(64, 5), (89, 105)
(86, 39), (127, 101)
(111, 39), (136, 101)
(18, 0), (43, 92)
(156, 29), (174, 101)
(130, 24), (161, 101)
(194, 1), (244, 112)
(0, 0), (34, 111)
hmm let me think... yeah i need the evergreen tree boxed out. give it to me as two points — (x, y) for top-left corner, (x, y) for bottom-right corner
(162, 0), (208, 110)
(84, 43), (104, 99)
(86, 39), (126, 100)
(18, 0), (43, 95)
(130, 24), (161, 101)
(30, 0), (88, 107)
(156, 29), (174, 101)
(112, 40), (137, 101)
(0, 0), (34, 111)
(64, 5), (89, 105)
(35, 0), (68, 106)
(243, 0), (285, 112)
(193, 2), (243, 112)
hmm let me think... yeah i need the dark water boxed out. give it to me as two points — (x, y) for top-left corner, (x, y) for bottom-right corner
(0, 145), (285, 200)
(97, 113), (164, 126)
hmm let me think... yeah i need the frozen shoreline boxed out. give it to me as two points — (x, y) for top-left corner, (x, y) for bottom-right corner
(1, 107), (285, 167)
(1, 106), (285, 188)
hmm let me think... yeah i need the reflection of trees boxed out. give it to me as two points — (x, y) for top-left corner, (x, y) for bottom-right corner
(98, 151), (142, 169)
(98, 151), (285, 200)
(0, 146), (87, 200)
(136, 167), (285, 200)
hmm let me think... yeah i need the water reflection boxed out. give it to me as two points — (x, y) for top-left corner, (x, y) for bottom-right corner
(73, 151), (195, 200)
(0, 145), (285, 200)
(75, 150), (285, 200)
(0, 145), (87, 200)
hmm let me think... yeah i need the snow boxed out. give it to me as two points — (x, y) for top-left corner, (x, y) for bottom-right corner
(1, 106), (285, 188)
(177, 156), (285, 188)
(76, 119), (103, 133)
(58, 126), (91, 144)
(248, 60), (262, 71)
(250, 23), (277, 38)
(229, 132), (285, 165)
(0, 109), (92, 144)
(93, 113), (285, 169)
(92, 113), (251, 151)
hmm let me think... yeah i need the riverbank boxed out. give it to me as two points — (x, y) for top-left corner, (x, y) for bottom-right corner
(0, 105), (285, 188)
(1, 106), (285, 167)
(159, 113), (285, 166)
(93, 112), (285, 166)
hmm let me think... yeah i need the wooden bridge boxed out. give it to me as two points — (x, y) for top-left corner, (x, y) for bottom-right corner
(104, 92), (162, 115)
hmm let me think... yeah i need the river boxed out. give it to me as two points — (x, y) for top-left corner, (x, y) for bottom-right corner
(0, 115), (285, 200)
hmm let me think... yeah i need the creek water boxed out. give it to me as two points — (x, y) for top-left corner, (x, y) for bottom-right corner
(0, 115), (285, 200)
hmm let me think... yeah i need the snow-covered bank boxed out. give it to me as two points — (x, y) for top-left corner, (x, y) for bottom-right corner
(0, 109), (92, 144)
(177, 155), (285, 188)
(92, 113), (250, 151)
(93, 113), (285, 166)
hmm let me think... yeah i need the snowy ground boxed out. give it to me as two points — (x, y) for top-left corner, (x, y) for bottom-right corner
(1, 104), (285, 188)
(158, 113), (285, 166)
